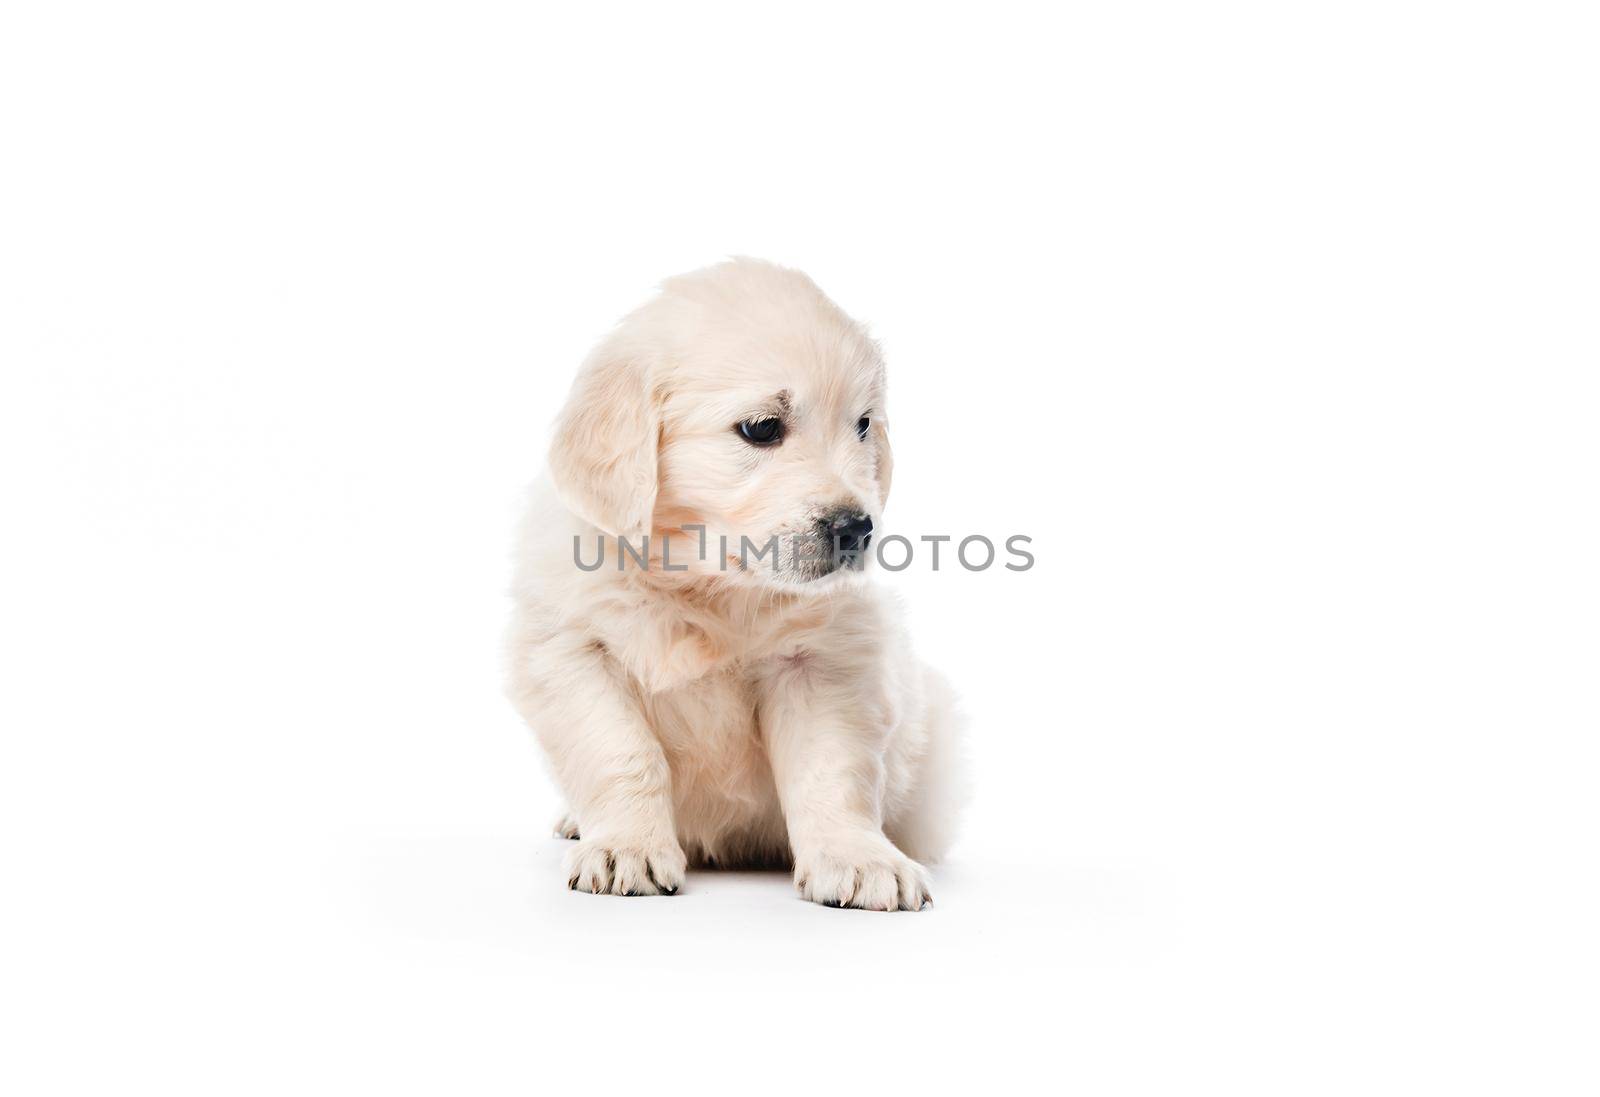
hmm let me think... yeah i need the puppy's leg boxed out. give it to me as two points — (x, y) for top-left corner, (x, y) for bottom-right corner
(759, 665), (931, 912)
(883, 664), (968, 864)
(510, 634), (685, 896)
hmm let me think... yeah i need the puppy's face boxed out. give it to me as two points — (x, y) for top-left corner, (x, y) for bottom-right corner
(550, 260), (894, 588)
(656, 347), (889, 585)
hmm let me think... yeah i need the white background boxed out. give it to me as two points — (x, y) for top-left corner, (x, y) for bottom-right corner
(3, 2), (1596, 1092)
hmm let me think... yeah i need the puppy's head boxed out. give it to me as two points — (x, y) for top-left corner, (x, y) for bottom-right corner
(549, 258), (893, 587)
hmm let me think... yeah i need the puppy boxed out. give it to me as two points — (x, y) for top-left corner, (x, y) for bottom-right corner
(506, 258), (965, 911)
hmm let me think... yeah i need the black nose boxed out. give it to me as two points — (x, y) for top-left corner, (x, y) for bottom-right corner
(826, 510), (874, 554)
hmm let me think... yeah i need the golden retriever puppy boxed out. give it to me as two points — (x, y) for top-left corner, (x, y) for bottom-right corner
(506, 258), (965, 910)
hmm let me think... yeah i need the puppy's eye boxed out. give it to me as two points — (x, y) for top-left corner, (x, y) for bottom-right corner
(856, 416), (871, 440)
(737, 417), (784, 446)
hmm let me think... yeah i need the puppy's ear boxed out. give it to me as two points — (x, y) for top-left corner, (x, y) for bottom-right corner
(549, 338), (661, 537)
(873, 416), (894, 505)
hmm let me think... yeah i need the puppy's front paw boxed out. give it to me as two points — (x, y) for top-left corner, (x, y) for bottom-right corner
(565, 838), (686, 896)
(793, 838), (931, 911)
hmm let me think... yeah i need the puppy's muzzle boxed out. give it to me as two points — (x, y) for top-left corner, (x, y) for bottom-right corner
(821, 509), (873, 567)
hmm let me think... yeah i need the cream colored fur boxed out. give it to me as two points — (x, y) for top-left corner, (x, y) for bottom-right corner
(506, 258), (965, 911)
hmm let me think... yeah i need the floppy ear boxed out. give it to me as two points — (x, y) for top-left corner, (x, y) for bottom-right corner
(548, 338), (661, 537)
(873, 416), (894, 506)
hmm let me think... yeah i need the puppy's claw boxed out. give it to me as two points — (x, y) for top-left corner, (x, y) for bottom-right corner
(645, 863), (680, 896)
(552, 811), (581, 841)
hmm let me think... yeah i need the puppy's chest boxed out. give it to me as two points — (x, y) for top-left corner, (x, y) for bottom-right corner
(641, 670), (762, 763)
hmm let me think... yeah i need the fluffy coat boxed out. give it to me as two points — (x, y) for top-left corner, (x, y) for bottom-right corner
(506, 259), (965, 911)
